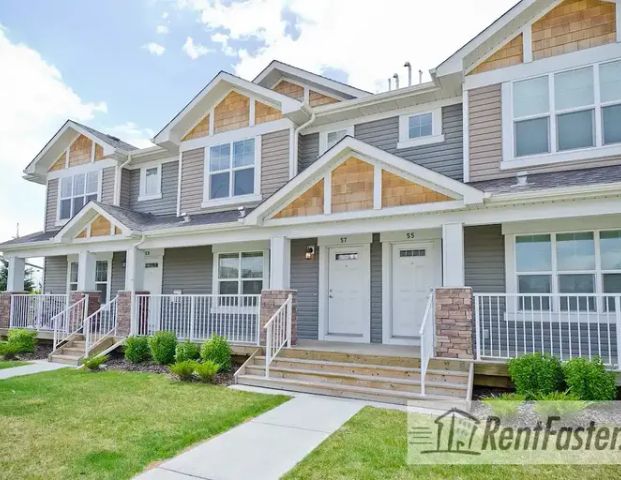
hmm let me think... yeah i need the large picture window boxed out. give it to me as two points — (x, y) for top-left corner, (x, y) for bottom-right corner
(206, 138), (256, 201)
(216, 252), (264, 296)
(59, 171), (99, 221)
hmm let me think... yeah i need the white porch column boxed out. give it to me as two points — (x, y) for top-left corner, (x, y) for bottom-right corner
(77, 251), (97, 291)
(442, 223), (465, 287)
(270, 236), (291, 289)
(6, 256), (25, 292)
(125, 246), (145, 292)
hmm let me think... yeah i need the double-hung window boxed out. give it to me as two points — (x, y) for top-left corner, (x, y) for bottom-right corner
(139, 165), (162, 200)
(216, 252), (264, 296)
(397, 109), (444, 148)
(319, 127), (354, 154)
(59, 171), (99, 221)
(206, 138), (256, 202)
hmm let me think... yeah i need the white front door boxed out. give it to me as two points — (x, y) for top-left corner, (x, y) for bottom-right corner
(390, 243), (435, 343)
(143, 256), (163, 330)
(326, 246), (370, 342)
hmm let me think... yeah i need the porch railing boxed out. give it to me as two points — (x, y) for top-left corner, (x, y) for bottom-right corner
(9, 294), (68, 331)
(84, 297), (118, 356)
(418, 291), (435, 396)
(474, 293), (621, 368)
(264, 294), (292, 377)
(52, 296), (88, 350)
(133, 294), (261, 345)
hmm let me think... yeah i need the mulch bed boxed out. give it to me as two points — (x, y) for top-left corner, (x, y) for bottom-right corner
(18, 342), (53, 361)
(472, 386), (513, 400)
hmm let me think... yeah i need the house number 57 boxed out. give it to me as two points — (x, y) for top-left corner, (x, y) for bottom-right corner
(340, 237), (348, 243)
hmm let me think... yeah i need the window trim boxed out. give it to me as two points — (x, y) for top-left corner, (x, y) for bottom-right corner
(65, 254), (112, 305)
(501, 58), (621, 169)
(211, 248), (270, 301)
(201, 136), (262, 209)
(318, 126), (354, 155)
(397, 108), (444, 149)
(138, 164), (162, 201)
(56, 170), (101, 227)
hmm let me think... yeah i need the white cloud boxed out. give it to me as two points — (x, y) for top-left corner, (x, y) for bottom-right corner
(143, 42), (166, 56)
(104, 122), (156, 149)
(0, 26), (107, 241)
(182, 36), (212, 60)
(176, 0), (516, 91)
(156, 25), (169, 34)
(211, 32), (236, 56)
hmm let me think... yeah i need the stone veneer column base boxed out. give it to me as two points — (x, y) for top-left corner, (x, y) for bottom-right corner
(116, 291), (149, 337)
(259, 290), (298, 346)
(0, 292), (27, 330)
(434, 287), (474, 359)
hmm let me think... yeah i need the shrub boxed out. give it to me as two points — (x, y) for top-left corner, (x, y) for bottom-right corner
(0, 341), (21, 360)
(124, 336), (151, 364)
(148, 332), (178, 365)
(7, 328), (37, 353)
(195, 360), (220, 383)
(175, 341), (200, 363)
(563, 357), (617, 401)
(508, 353), (564, 399)
(82, 355), (108, 371)
(201, 335), (232, 372)
(170, 360), (199, 381)
(482, 393), (525, 420)
(534, 391), (589, 418)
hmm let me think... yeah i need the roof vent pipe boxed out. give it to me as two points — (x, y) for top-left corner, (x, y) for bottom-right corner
(418, 69), (423, 84)
(404, 62), (412, 86)
(387, 78), (392, 91)
(392, 73), (399, 90)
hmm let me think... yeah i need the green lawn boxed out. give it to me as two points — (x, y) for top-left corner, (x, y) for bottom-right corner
(285, 407), (621, 480)
(0, 369), (288, 480)
(0, 360), (28, 370)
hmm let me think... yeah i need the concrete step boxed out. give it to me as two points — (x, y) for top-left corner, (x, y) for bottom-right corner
(49, 354), (82, 366)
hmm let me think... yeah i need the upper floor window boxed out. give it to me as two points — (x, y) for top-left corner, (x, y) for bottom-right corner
(397, 108), (444, 149)
(139, 165), (162, 201)
(509, 60), (621, 161)
(319, 126), (353, 154)
(59, 171), (99, 221)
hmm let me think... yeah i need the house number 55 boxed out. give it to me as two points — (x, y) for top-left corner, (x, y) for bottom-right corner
(406, 232), (415, 239)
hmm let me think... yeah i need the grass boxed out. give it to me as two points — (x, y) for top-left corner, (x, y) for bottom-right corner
(0, 360), (28, 370)
(284, 407), (621, 480)
(0, 368), (288, 480)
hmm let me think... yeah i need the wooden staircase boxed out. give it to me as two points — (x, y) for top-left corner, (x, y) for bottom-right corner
(235, 346), (473, 406)
(49, 334), (116, 366)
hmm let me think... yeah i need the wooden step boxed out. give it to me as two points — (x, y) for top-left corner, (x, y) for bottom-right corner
(49, 354), (82, 366)
(245, 365), (467, 397)
(61, 347), (85, 356)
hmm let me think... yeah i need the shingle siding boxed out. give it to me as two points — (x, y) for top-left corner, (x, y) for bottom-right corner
(43, 256), (67, 294)
(129, 161), (179, 215)
(162, 246), (213, 294)
(261, 129), (290, 198)
(464, 225), (506, 293)
(45, 179), (59, 231)
(101, 167), (116, 204)
(291, 239), (319, 340)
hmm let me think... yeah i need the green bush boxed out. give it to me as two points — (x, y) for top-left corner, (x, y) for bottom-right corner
(82, 355), (108, 371)
(170, 360), (199, 381)
(508, 353), (564, 399)
(533, 391), (589, 417)
(148, 332), (178, 365)
(0, 341), (21, 360)
(124, 336), (151, 363)
(563, 357), (617, 401)
(482, 392), (525, 419)
(7, 328), (37, 353)
(200, 335), (232, 371)
(175, 341), (200, 362)
(195, 360), (220, 383)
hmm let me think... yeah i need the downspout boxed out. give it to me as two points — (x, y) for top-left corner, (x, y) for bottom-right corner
(292, 106), (316, 178)
(114, 152), (132, 206)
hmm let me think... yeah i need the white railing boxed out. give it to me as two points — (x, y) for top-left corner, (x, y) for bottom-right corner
(418, 291), (435, 396)
(474, 293), (621, 368)
(84, 297), (118, 356)
(133, 294), (261, 345)
(9, 294), (68, 331)
(264, 294), (292, 377)
(52, 296), (88, 350)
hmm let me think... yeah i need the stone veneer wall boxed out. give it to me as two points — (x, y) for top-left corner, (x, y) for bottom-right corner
(434, 287), (474, 359)
(260, 290), (298, 346)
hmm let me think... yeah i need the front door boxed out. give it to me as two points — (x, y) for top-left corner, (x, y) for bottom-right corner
(390, 243), (435, 343)
(143, 256), (163, 331)
(326, 246), (370, 342)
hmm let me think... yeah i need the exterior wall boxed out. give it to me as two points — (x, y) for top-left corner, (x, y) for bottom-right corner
(179, 148), (204, 214)
(45, 179), (59, 231)
(101, 167), (116, 204)
(111, 251), (126, 296)
(261, 129), (290, 198)
(214, 91), (250, 134)
(43, 256), (67, 294)
(275, 180), (324, 218)
(128, 161), (179, 215)
(468, 85), (621, 181)
(471, 34), (523, 74)
(290, 239), (319, 340)
(331, 157), (374, 213)
(434, 287), (474, 359)
(298, 132), (319, 173)
(273, 80), (304, 100)
(370, 234), (383, 344)
(162, 246), (213, 294)
(259, 290), (298, 345)
(464, 225), (506, 293)
(119, 168), (131, 209)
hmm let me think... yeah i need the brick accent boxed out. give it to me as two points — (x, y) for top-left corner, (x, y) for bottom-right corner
(70, 292), (101, 317)
(260, 290), (297, 346)
(116, 291), (149, 337)
(434, 287), (474, 359)
(0, 292), (27, 330)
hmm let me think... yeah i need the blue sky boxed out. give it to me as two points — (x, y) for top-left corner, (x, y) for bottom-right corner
(0, 0), (516, 243)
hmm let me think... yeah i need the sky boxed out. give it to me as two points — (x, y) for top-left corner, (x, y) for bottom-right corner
(0, 0), (517, 246)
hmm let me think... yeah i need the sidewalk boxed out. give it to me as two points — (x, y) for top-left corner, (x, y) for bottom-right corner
(135, 393), (365, 480)
(0, 360), (67, 380)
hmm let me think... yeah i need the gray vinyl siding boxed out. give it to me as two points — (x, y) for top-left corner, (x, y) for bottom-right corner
(128, 161), (179, 215)
(43, 256), (67, 294)
(261, 129), (290, 198)
(464, 225), (506, 293)
(101, 167), (116, 204)
(162, 246), (213, 294)
(298, 133), (319, 173)
(179, 148), (205, 215)
(119, 168), (130, 209)
(355, 104), (464, 181)
(111, 252), (126, 295)
(370, 233), (383, 344)
(291, 239), (319, 340)
(45, 179), (59, 231)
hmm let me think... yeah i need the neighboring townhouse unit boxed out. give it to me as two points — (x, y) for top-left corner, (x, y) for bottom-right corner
(2, 0), (621, 403)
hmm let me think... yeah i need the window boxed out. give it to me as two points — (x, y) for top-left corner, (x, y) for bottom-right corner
(59, 171), (99, 221)
(205, 138), (257, 203)
(397, 108), (444, 149)
(216, 252), (264, 296)
(319, 126), (354, 154)
(139, 165), (162, 200)
(514, 230), (621, 311)
(508, 59), (621, 162)
(95, 260), (110, 304)
(68, 262), (78, 292)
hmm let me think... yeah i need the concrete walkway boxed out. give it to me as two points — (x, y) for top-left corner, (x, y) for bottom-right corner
(135, 393), (365, 480)
(0, 360), (67, 380)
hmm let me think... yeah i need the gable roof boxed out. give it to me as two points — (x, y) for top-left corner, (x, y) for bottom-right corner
(153, 71), (308, 147)
(54, 202), (137, 242)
